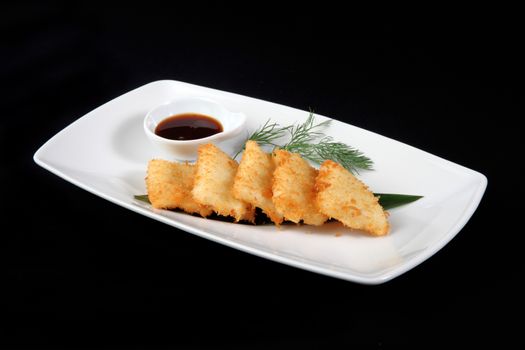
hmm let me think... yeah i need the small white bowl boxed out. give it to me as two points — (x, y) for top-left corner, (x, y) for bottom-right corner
(144, 97), (246, 161)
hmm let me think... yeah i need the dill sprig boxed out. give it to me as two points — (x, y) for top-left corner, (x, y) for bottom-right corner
(236, 112), (373, 173)
(282, 112), (331, 148)
(284, 136), (373, 174)
(245, 118), (290, 147)
(233, 119), (290, 158)
(282, 113), (373, 173)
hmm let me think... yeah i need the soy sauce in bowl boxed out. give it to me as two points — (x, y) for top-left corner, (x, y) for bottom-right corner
(144, 97), (246, 160)
(155, 113), (223, 141)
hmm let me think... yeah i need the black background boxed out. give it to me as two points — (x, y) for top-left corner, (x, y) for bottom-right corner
(2, 3), (522, 348)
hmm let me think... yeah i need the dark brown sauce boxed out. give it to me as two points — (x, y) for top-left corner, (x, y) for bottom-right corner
(155, 113), (223, 140)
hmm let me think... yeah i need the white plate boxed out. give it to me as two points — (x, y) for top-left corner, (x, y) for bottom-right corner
(34, 80), (487, 284)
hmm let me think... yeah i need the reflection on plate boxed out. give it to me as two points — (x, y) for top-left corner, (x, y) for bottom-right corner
(34, 80), (487, 284)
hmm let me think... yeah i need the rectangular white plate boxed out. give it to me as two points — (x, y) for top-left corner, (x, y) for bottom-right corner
(34, 80), (487, 284)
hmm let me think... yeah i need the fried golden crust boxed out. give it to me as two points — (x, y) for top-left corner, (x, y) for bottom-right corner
(232, 141), (284, 225)
(315, 160), (389, 236)
(146, 159), (212, 217)
(192, 143), (255, 222)
(272, 149), (328, 226)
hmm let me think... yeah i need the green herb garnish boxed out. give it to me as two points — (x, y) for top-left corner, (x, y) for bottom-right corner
(134, 194), (151, 203)
(374, 193), (423, 210)
(236, 112), (373, 173)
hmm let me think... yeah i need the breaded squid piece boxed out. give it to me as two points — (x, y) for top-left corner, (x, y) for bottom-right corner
(272, 149), (328, 226)
(315, 160), (389, 236)
(192, 143), (255, 222)
(232, 141), (283, 225)
(146, 159), (212, 217)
